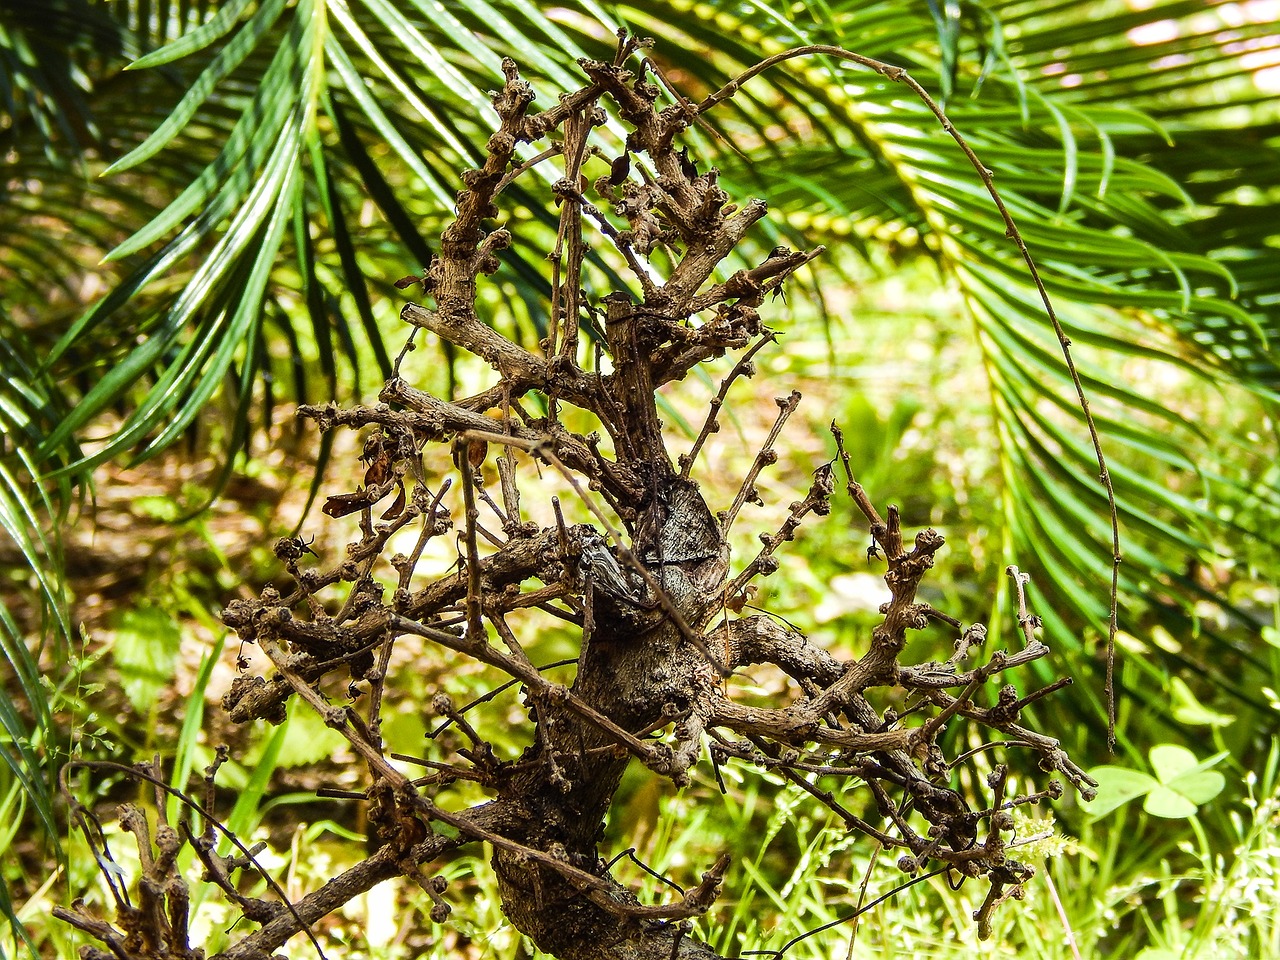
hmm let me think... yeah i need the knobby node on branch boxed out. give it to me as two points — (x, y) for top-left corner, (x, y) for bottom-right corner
(62, 33), (1097, 960)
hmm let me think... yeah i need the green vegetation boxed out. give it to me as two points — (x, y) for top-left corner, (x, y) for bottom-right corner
(2, 0), (1278, 956)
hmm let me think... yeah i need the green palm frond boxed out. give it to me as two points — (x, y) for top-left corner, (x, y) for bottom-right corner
(999, 0), (1280, 365)
(0, 0), (125, 158)
(0, 319), (70, 948)
(21, 0), (628, 479)
(586, 0), (1279, 716)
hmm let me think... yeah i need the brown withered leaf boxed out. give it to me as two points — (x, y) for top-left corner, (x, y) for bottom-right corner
(323, 490), (372, 518)
(381, 480), (407, 520)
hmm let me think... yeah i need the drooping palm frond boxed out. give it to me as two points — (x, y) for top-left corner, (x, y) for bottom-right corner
(17, 0), (638, 485)
(572, 0), (1280, 725)
(0, 4), (137, 935)
(0, 328), (67, 859)
(959, 0), (1280, 702)
(996, 0), (1280, 377)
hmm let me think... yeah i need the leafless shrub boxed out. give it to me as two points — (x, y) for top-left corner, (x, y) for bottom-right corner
(59, 34), (1096, 960)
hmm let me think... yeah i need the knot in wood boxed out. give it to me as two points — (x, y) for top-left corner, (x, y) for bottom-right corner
(486, 131), (516, 154)
(482, 227), (512, 251)
(221, 598), (259, 639)
(913, 527), (945, 552)
(635, 78), (661, 102)
(261, 605), (291, 626)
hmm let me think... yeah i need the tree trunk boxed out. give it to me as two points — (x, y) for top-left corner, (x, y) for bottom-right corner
(494, 476), (730, 958)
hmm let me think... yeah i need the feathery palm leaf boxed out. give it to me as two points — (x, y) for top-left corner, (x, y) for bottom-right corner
(604, 0), (1279, 724)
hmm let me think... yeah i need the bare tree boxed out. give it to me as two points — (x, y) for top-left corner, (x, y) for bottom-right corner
(57, 36), (1096, 960)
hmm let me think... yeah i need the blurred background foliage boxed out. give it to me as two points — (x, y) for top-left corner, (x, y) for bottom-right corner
(1, 0), (1279, 955)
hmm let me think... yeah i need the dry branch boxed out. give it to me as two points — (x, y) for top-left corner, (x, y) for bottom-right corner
(62, 35), (1097, 960)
